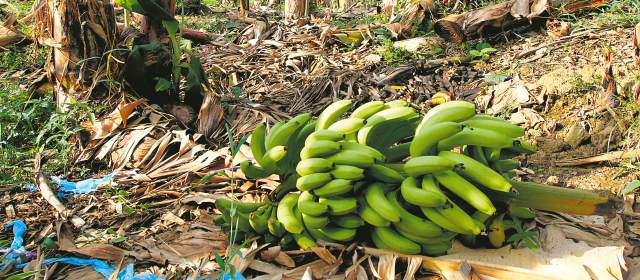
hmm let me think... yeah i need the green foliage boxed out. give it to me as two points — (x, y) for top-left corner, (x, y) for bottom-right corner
(623, 180), (640, 195)
(466, 42), (497, 61)
(505, 216), (539, 250)
(0, 45), (47, 73)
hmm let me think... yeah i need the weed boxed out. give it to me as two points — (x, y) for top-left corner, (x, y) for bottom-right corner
(505, 216), (539, 250)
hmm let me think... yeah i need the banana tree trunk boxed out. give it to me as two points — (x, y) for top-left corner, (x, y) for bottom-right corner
(285, 0), (306, 19)
(35, 0), (117, 109)
(141, 0), (176, 43)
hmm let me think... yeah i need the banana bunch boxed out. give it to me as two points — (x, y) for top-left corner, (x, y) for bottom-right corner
(222, 99), (540, 256)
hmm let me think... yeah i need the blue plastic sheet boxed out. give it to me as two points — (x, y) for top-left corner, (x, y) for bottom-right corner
(0, 220), (28, 270)
(223, 272), (246, 280)
(37, 257), (162, 280)
(23, 183), (38, 192)
(51, 173), (114, 195)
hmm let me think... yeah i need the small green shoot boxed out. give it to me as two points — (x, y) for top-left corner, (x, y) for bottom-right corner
(505, 216), (539, 250)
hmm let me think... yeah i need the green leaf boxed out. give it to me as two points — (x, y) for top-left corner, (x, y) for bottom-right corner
(115, 0), (145, 14)
(110, 236), (127, 244)
(481, 47), (498, 54)
(475, 42), (492, 50)
(623, 180), (640, 194)
(6, 271), (39, 280)
(483, 73), (510, 84)
(154, 77), (172, 92)
(469, 50), (481, 58)
(229, 86), (242, 98)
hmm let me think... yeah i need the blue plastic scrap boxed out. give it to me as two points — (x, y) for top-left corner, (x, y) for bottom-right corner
(23, 183), (38, 192)
(37, 257), (162, 280)
(223, 272), (246, 280)
(51, 173), (115, 195)
(0, 220), (28, 270)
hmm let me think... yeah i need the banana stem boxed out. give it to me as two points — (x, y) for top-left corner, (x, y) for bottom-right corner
(486, 180), (622, 217)
(269, 173), (299, 202)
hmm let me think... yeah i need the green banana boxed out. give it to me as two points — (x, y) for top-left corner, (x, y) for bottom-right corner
(367, 164), (405, 184)
(387, 191), (443, 238)
(300, 140), (341, 159)
(326, 150), (375, 168)
(318, 197), (358, 215)
(364, 183), (401, 222)
(462, 119), (525, 138)
(286, 119), (318, 171)
(381, 163), (406, 174)
(307, 227), (335, 243)
(267, 207), (286, 237)
(250, 124), (267, 167)
(404, 156), (459, 177)
(470, 145), (489, 165)
(358, 107), (418, 144)
(396, 227), (456, 245)
(382, 142), (411, 162)
(357, 197), (391, 227)
(248, 205), (272, 234)
(509, 205), (535, 219)
(327, 118), (366, 134)
(297, 191), (328, 216)
(316, 99), (353, 130)
(485, 147), (501, 162)
(280, 234), (294, 248)
(296, 158), (333, 176)
(437, 127), (514, 151)
(488, 214), (506, 248)
(350, 101), (385, 119)
(493, 159), (520, 172)
(314, 179), (354, 197)
(293, 230), (317, 250)
(261, 146), (287, 173)
(511, 139), (537, 154)
(460, 211), (491, 247)
(265, 121), (284, 149)
(384, 100), (409, 108)
(410, 122), (464, 157)
(373, 227), (421, 255)
(434, 171), (496, 215)
(340, 142), (386, 162)
(319, 226), (357, 242)
(419, 175), (480, 234)
(229, 211), (252, 233)
(438, 151), (512, 192)
(296, 173), (332, 191)
(334, 214), (365, 228)
(215, 197), (265, 213)
(372, 118), (419, 150)
(306, 129), (345, 145)
(371, 228), (391, 250)
(416, 100), (476, 133)
(400, 177), (447, 207)
(468, 114), (505, 121)
(277, 193), (304, 234)
(302, 213), (329, 229)
(330, 165), (365, 180)
(266, 113), (311, 149)
(240, 160), (272, 179)
(421, 242), (452, 256)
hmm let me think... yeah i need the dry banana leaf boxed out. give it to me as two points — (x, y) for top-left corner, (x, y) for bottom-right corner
(434, 0), (611, 42)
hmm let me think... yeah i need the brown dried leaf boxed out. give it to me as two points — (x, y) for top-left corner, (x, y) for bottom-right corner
(274, 251), (296, 268)
(57, 223), (131, 262)
(634, 23), (640, 69)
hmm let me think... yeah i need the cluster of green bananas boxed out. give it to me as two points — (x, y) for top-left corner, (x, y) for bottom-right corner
(225, 99), (539, 255)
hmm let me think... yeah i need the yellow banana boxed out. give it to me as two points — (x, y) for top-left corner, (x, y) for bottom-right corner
(364, 182), (401, 222)
(318, 197), (358, 215)
(300, 140), (340, 159)
(367, 164), (405, 184)
(296, 173), (332, 191)
(327, 118), (366, 134)
(373, 227), (421, 255)
(277, 193), (304, 234)
(330, 165), (365, 180)
(314, 179), (353, 197)
(404, 156), (459, 177)
(434, 170), (496, 215)
(416, 100), (476, 133)
(488, 214), (506, 248)
(410, 122), (464, 157)
(438, 151), (512, 192)
(350, 101), (385, 119)
(400, 177), (447, 207)
(437, 127), (514, 151)
(296, 158), (333, 176)
(316, 99), (353, 130)
(297, 191), (328, 216)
